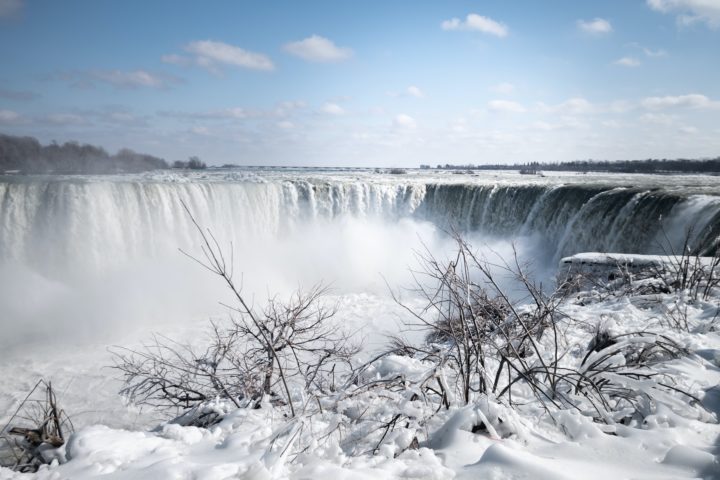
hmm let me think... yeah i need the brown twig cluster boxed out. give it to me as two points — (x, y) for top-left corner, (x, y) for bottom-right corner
(113, 202), (358, 420)
(0, 380), (73, 473)
(112, 216), (713, 461)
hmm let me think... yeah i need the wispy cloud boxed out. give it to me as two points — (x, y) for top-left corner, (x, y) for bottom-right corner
(321, 103), (345, 115)
(615, 56), (641, 67)
(647, 0), (720, 28)
(0, 109), (21, 123)
(284, 35), (353, 62)
(488, 100), (526, 113)
(160, 107), (252, 121)
(0, 0), (22, 18)
(26, 107), (150, 128)
(159, 102), (306, 122)
(640, 112), (676, 125)
(441, 14), (509, 37)
(393, 114), (417, 129)
(577, 18), (613, 34)
(54, 70), (182, 90)
(406, 86), (424, 98)
(0, 87), (38, 101)
(642, 47), (667, 57)
(91, 70), (180, 88)
(490, 82), (515, 94)
(626, 42), (668, 58)
(387, 86), (425, 99)
(642, 93), (720, 109)
(538, 97), (595, 115)
(43, 113), (86, 125)
(163, 40), (275, 72)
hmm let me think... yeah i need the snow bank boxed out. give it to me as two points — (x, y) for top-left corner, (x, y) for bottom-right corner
(3, 253), (720, 479)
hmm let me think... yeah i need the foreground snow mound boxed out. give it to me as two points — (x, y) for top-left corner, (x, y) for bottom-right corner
(3, 252), (720, 479)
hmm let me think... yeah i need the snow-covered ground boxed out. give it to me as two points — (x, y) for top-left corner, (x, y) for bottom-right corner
(2, 253), (719, 479)
(2, 170), (720, 478)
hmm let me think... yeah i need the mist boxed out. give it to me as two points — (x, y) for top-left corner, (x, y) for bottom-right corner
(0, 213), (554, 353)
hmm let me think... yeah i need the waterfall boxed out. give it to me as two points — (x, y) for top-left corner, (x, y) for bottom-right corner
(419, 183), (720, 258)
(1, 173), (718, 278)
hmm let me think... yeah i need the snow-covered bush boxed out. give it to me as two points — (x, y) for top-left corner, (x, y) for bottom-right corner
(108, 221), (717, 468)
(112, 204), (358, 418)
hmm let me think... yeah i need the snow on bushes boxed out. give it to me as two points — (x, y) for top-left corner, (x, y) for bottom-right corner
(5, 235), (720, 479)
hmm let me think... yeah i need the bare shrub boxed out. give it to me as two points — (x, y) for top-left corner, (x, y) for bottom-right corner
(113, 203), (358, 420)
(111, 220), (714, 460)
(0, 380), (72, 473)
(388, 234), (567, 412)
(656, 226), (720, 302)
(375, 232), (708, 440)
(567, 330), (699, 423)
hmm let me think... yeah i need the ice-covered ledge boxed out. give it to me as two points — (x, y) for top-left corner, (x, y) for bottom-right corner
(560, 252), (666, 270)
(557, 252), (716, 286)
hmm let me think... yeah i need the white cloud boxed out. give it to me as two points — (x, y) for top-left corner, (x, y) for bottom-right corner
(530, 121), (559, 131)
(104, 111), (142, 125)
(0, 0), (22, 17)
(321, 103), (345, 115)
(577, 18), (613, 34)
(642, 93), (720, 109)
(283, 35), (353, 62)
(488, 99), (526, 113)
(0, 88), (37, 101)
(601, 120), (624, 128)
(45, 113), (85, 125)
(628, 42), (668, 57)
(643, 47), (667, 57)
(679, 125), (698, 134)
(164, 40), (274, 72)
(449, 117), (468, 133)
(441, 14), (509, 37)
(277, 120), (294, 129)
(539, 97), (595, 114)
(528, 120), (588, 131)
(159, 107), (253, 121)
(208, 108), (247, 119)
(275, 100), (306, 116)
(647, 0), (720, 28)
(54, 70), (180, 90)
(559, 97), (594, 114)
(615, 57), (641, 67)
(159, 103), (307, 123)
(640, 112), (676, 125)
(0, 109), (20, 123)
(387, 86), (425, 99)
(91, 70), (177, 88)
(160, 54), (190, 66)
(490, 82), (515, 94)
(407, 86), (424, 98)
(608, 100), (634, 113)
(393, 114), (417, 129)
(190, 126), (211, 136)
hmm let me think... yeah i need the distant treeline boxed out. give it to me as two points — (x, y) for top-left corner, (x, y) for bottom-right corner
(0, 133), (168, 174)
(423, 157), (720, 174)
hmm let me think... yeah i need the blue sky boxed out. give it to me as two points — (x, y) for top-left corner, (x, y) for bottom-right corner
(0, 0), (719, 166)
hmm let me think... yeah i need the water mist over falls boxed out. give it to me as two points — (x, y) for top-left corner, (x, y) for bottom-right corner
(1, 172), (719, 278)
(0, 169), (719, 350)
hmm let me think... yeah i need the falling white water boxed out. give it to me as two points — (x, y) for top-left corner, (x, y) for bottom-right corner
(0, 168), (719, 350)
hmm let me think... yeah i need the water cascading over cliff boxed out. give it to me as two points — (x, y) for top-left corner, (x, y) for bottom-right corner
(1, 173), (719, 279)
(419, 183), (720, 258)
